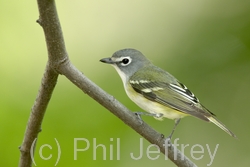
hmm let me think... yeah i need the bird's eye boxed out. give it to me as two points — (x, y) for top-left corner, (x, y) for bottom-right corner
(122, 58), (129, 64)
(120, 57), (131, 66)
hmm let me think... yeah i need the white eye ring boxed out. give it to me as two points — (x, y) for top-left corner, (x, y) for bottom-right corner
(120, 57), (132, 66)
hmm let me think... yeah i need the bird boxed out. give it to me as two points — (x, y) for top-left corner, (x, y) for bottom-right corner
(100, 48), (236, 139)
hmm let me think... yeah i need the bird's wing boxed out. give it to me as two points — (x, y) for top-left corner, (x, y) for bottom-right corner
(129, 66), (215, 121)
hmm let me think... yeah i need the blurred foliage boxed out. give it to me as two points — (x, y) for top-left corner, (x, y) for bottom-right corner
(1, 0), (250, 166)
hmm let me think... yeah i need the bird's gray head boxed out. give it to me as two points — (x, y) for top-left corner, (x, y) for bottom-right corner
(100, 49), (151, 82)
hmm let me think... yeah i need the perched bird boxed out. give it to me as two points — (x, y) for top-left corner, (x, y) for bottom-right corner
(100, 48), (236, 139)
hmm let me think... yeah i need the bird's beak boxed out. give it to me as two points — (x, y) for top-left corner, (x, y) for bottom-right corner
(100, 57), (115, 64)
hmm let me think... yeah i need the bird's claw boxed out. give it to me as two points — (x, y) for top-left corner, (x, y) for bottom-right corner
(135, 112), (144, 125)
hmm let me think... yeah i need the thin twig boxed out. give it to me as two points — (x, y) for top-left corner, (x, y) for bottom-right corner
(19, 64), (58, 167)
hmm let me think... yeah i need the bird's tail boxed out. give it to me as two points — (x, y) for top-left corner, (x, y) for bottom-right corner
(207, 116), (237, 138)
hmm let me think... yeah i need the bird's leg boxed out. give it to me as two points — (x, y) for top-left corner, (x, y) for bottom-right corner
(167, 118), (181, 140)
(134, 112), (163, 124)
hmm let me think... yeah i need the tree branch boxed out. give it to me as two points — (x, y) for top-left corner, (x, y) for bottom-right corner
(19, 64), (58, 167)
(19, 0), (197, 167)
(19, 1), (67, 167)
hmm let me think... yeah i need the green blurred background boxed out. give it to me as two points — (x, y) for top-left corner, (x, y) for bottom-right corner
(1, 0), (250, 166)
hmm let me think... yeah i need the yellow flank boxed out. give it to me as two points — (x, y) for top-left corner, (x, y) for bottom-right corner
(124, 83), (188, 120)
